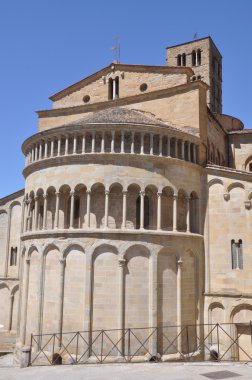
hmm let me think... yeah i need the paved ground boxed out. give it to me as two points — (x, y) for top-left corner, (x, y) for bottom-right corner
(0, 355), (252, 380)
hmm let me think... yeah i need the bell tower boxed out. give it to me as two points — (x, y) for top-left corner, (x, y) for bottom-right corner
(166, 36), (222, 113)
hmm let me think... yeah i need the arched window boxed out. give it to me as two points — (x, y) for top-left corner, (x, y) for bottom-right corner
(10, 247), (17, 266)
(136, 195), (149, 229)
(197, 49), (201, 65)
(115, 76), (119, 99)
(182, 53), (186, 66)
(108, 78), (113, 100)
(177, 54), (182, 66)
(192, 50), (196, 66)
(249, 163), (252, 172)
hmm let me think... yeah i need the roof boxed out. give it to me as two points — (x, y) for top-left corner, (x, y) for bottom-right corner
(0, 189), (24, 205)
(49, 63), (193, 102)
(62, 107), (169, 127)
(229, 129), (252, 135)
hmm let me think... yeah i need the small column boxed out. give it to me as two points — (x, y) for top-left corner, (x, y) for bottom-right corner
(111, 131), (115, 153)
(20, 258), (30, 345)
(173, 194), (178, 232)
(69, 191), (75, 228)
(55, 192), (60, 229)
(188, 142), (191, 162)
(31, 147), (35, 162)
(104, 190), (109, 228)
(73, 135), (77, 154)
(150, 133), (153, 155)
(157, 192), (162, 230)
(121, 130), (125, 153)
(174, 139), (178, 158)
(177, 257), (183, 354)
(26, 200), (31, 231)
(186, 196), (190, 233)
(159, 135), (162, 156)
(8, 294), (14, 331)
(42, 194), (48, 230)
(39, 143), (42, 160)
(140, 132), (144, 154)
(91, 131), (95, 153)
(181, 140), (185, 160)
(65, 136), (69, 155)
(34, 196), (38, 231)
(35, 145), (38, 161)
(118, 258), (126, 356)
(112, 79), (116, 99)
(57, 258), (65, 348)
(50, 139), (54, 157)
(193, 144), (197, 163)
(167, 137), (171, 157)
(57, 136), (61, 156)
(82, 133), (85, 154)
(44, 141), (48, 158)
(131, 131), (135, 154)
(101, 132), (105, 153)
(122, 191), (127, 229)
(86, 190), (91, 228)
(140, 191), (145, 229)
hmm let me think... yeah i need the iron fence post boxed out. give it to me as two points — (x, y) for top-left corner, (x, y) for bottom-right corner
(186, 325), (190, 361)
(101, 330), (104, 363)
(216, 323), (220, 361)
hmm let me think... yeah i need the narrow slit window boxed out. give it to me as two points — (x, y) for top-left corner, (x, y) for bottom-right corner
(10, 247), (17, 266)
(231, 239), (243, 269)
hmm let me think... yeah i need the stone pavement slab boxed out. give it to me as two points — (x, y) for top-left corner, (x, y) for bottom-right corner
(0, 362), (252, 380)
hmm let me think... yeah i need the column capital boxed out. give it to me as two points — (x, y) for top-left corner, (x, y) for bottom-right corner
(157, 192), (162, 198)
(122, 190), (128, 195)
(25, 257), (31, 264)
(86, 189), (91, 195)
(177, 258), (183, 266)
(118, 258), (127, 267)
(105, 190), (110, 196)
(55, 191), (60, 197)
(59, 258), (66, 265)
(34, 196), (38, 201)
(173, 194), (178, 200)
(70, 190), (75, 197)
(140, 190), (145, 197)
(43, 193), (48, 200)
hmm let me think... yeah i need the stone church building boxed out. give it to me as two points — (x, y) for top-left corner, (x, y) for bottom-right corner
(0, 36), (252, 363)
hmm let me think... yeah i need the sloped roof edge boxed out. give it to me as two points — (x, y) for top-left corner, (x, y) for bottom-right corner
(49, 63), (193, 102)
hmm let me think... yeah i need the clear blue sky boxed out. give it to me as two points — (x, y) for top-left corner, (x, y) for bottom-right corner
(0, 0), (251, 198)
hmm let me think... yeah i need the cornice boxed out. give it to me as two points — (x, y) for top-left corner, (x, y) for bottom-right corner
(37, 81), (208, 119)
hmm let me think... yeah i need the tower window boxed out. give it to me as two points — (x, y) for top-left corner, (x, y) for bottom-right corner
(10, 247), (17, 266)
(249, 163), (252, 172)
(177, 54), (182, 66)
(231, 239), (243, 269)
(182, 53), (186, 66)
(197, 49), (201, 65)
(192, 50), (196, 66)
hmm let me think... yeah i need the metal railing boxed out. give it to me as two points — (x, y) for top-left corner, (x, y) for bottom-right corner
(28, 322), (252, 366)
